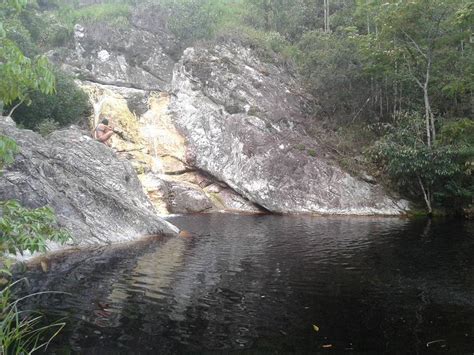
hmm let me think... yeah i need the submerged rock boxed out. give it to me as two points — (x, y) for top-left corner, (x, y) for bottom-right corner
(164, 180), (214, 214)
(170, 43), (408, 215)
(0, 119), (179, 247)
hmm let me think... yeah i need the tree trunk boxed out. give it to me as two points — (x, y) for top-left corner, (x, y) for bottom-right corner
(6, 100), (24, 118)
(324, 0), (330, 33)
(418, 175), (433, 215)
(423, 56), (435, 146)
(423, 85), (432, 148)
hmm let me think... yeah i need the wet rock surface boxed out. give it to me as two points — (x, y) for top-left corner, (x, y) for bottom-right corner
(170, 43), (408, 214)
(84, 83), (263, 215)
(0, 118), (179, 246)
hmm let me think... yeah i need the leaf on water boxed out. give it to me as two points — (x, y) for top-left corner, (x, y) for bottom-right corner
(322, 344), (333, 348)
(312, 324), (320, 332)
(426, 339), (446, 347)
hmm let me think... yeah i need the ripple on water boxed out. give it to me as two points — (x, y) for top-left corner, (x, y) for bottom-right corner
(17, 215), (474, 353)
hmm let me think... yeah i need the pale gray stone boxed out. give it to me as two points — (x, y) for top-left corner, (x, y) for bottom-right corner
(0, 119), (179, 246)
(170, 43), (408, 215)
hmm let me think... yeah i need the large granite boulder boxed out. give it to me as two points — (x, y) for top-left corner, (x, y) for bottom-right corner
(0, 118), (179, 246)
(170, 43), (408, 215)
(48, 5), (178, 91)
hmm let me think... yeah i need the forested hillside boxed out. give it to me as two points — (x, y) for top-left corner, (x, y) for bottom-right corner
(1, 0), (473, 215)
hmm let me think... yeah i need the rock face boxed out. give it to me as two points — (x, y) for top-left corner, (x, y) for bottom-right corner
(0, 118), (179, 246)
(81, 81), (262, 215)
(170, 43), (408, 214)
(49, 5), (178, 91)
(44, 3), (407, 215)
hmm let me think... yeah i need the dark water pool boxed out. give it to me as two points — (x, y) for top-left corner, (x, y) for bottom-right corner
(19, 215), (474, 354)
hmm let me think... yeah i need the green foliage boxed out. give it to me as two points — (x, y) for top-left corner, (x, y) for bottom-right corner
(1, 0), (88, 130)
(297, 29), (368, 120)
(0, 135), (70, 271)
(243, 0), (320, 41)
(0, 279), (66, 354)
(438, 118), (474, 146)
(35, 118), (60, 137)
(0, 135), (70, 261)
(19, 7), (72, 49)
(0, 39), (55, 107)
(0, 200), (70, 256)
(0, 136), (19, 170)
(0, 0), (56, 107)
(158, 0), (223, 45)
(0, 3), (69, 354)
(9, 68), (90, 130)
(3, 16), (38, 57)
(368, 113), (473, 212)
(9, 0), (28, 11)
(365, 0), (471, 118)
(57, 2), (132, 30)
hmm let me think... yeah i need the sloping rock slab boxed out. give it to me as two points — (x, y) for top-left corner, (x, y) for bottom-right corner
(170, 43), (408, 215)
(0, 119), (179, 246)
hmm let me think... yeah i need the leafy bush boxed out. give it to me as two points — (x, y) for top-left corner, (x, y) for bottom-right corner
(0, 136), (19, 170)
(0, 200), (70, 256)
(35, 118), (60, 137)
(0, 1), (56, 108)
(0, 39), (55, 108)
(9, 69), (91, 130)
(57, 2), (132, 30)
(19, 8), (72, 49)
(161, 0), (221, 45)
(368, 113), (473, 213)
(4, 17), (38, 57)
(438, 118), (474, 146)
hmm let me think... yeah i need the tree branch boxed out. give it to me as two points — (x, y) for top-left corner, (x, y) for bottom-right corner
(404, 55), (424, 89)
(417, 175), (432, 213)
(402, 30), (427, 59)
(7, 99), (24, 118)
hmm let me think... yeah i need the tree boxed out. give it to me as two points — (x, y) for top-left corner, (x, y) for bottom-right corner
(297, 28), (369, 121)
(370, 113), (473, 214)
(10, 68), (90, 130)
(374, 0), (464, 147)
(0, 0), (55, 117)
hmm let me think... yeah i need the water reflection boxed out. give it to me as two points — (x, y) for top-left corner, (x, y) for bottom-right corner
(19, 215), (474, 354)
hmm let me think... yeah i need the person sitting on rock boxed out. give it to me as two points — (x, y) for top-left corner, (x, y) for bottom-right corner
(95, 118), (115, 146)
